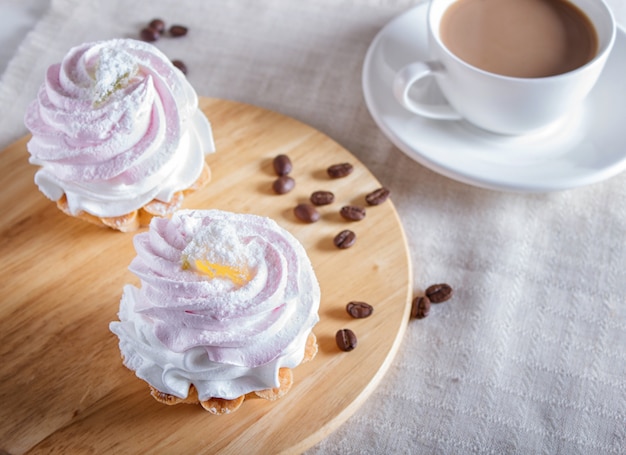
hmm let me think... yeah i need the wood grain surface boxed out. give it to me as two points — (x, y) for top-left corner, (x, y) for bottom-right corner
(0, 98), (413, 454)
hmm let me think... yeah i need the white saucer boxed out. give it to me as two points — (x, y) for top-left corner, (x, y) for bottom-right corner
(362, 3), (626, 192)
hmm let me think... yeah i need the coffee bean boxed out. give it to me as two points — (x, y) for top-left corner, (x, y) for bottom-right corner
(140, 27), (160, 42)
(169, 25), (189, 37)
(411, 296), (431, 319)
(273, 154), (292, 176)
(340, 205), (366, 221)
(294, 203), (319, 223)
(310, 190), (334, 206)
(425, 283), (453, 303)
(334, 229), (356, 249)
(335, 329), (357, 352)
(172, 59), (188, 75)
(346, 301), (373, 318)
(365, 187), (391, 206)
(272, 175), (295, 194)
(327, 163), (353, 178)
(148, 18), (166, 33)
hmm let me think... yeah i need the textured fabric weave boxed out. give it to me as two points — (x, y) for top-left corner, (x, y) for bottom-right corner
(1, 0), (625, 453)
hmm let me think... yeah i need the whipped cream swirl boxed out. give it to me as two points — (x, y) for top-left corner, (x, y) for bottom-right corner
(110, 210), (320, 400)
(24, 39), (215, 218)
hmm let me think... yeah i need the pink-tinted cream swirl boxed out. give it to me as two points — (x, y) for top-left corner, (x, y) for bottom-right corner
(24, 39), (214, 218)
(109, 210), (320, 400)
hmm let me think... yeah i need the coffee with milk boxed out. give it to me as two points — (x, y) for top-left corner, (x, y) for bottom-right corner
(440, 0), (598, 78)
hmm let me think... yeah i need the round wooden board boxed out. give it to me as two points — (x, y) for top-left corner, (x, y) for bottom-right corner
(0, 98), (413, 454)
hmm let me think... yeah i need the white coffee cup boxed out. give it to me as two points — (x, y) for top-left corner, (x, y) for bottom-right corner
(393, 0), (616, 135)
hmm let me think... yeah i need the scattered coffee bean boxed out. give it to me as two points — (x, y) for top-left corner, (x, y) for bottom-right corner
(365, 187), (391, 206)
(272, 175), (295, 194)
(273, 154), (292, 176)
(148, 18), (166, 33)
(425, 283), (453, 303)
(140, 27), (160, 42)
(169, 25), (189, 37)
(172, 59), (188, 75)
(335, 328), (358, 352)
(294, 203), (320, 223)
(310, 190), (334, 206)
(411, 296), (431, 319)
(334, 229), (356, 249)
(340, 205), (366, 221)
(327, 163), (353, 178)
(346, 301), (373, 318)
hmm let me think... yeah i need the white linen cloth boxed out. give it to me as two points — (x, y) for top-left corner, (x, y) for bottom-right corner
(1, 0), (625, 453)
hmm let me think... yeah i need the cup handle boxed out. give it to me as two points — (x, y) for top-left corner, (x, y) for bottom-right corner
(392, 61), (461, 120)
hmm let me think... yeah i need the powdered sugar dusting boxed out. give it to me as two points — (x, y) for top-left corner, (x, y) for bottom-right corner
(182, 221), (250, 270)
(93, 47), (138, 104)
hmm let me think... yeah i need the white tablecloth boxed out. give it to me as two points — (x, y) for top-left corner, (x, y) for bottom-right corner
(1, 0), (625, 453)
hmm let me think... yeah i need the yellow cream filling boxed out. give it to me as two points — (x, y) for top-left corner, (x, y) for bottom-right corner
(183, 258), (252, 287)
